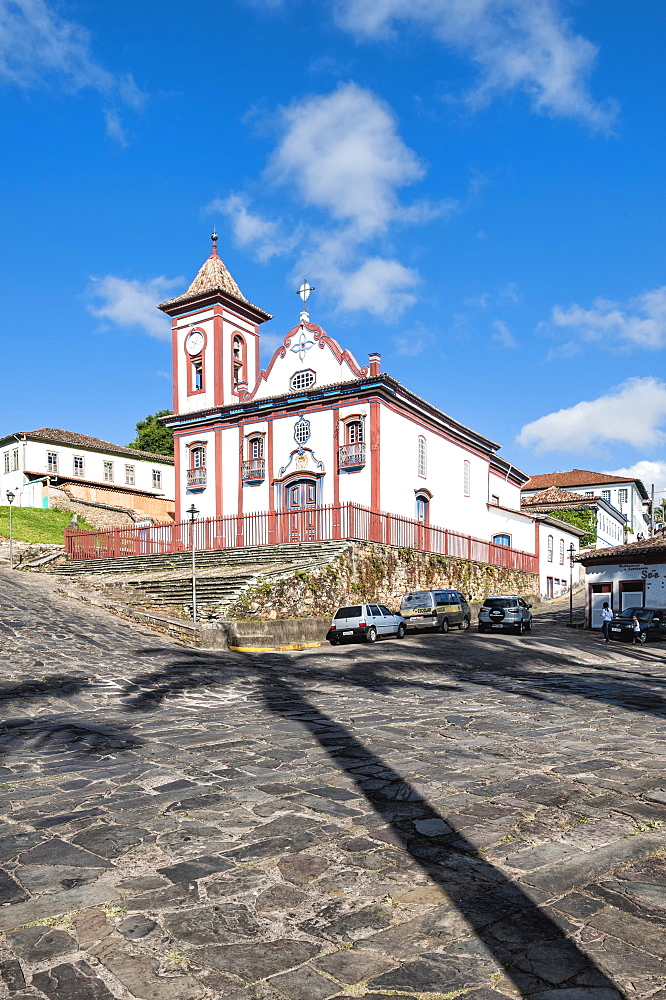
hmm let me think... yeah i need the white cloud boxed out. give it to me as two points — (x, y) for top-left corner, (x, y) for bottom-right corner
(0, 0), (145, 140)
(88, 275), (181, 340)
(268, 83), (424, 238)
(517, 377), (666, 453)
(492, 319), (517, 348)
(333, 0), (615, 129)
(550, 286), (666, 350)
(208, 194), (296, 262)
(605, 460), (666, 497)
(216, 83), (445, 318)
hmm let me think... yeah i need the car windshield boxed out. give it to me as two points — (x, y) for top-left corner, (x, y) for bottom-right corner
(401, 592), (433, 608)
(484, 598), (518, 608)
(334, 606), (362, 619)
(617, 608), (651, 621)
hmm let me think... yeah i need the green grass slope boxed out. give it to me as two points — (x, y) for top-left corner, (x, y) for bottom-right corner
(0, 507), (95, 544)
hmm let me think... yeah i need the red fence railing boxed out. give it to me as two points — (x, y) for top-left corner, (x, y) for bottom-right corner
(64, 502), (538, 574)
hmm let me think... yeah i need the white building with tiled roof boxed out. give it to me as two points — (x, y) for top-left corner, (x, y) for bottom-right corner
(0, 428), (175, 525)
(522, 486), (627, 550)
(522, 469), (650, 538)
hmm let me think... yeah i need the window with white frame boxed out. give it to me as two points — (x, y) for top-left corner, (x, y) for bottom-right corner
(463, 460), (470, 497)
(585, 491), (594, 496)
(47, 451), (58, 474)
(491, 494), (500, 505)
(152, 469), (162, 490)
(73, 455), (84, 477)
(103, 461), (114, 482)
(290, 370), (316, 391)
(601, 489), (611, 502)
(3, 452), (8, 474)
(417, 436), (426, 477)
(559, 539), (565, 564)
(191, 445), (206, 469)
(12, 449), (18, 471)
(493, 533), (511, 547)
(125, 465), (135, 485)
(346, 420), (364, 445)
(249, 436), (264, 459)
(618, 488), (628, 504)
(547, 534), (553, 562)
(415, 494), (429, 523)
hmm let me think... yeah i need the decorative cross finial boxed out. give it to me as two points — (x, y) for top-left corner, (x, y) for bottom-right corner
(297, 280), (315, 322)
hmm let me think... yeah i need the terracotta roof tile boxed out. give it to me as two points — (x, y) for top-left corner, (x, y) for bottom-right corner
(524, 468), (643, 491)
(578, 533), (666, 563)
(522, 487), (600, 506)
(22, 428), (174, 464)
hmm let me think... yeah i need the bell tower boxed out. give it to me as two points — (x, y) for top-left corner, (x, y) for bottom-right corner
(158, 233), (272, 416)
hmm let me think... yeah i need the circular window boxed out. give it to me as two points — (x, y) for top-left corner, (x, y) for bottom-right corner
(290, 370), (316, 391)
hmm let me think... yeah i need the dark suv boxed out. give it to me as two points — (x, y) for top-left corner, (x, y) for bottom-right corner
(478, 596), (533, 634)
(609, 607), (666, 643)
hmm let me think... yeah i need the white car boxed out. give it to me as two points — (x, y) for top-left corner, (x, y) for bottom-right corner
(327, 603), (407, 644)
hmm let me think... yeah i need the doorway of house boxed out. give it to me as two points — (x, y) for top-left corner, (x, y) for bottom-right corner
(589, 583), (612, 628)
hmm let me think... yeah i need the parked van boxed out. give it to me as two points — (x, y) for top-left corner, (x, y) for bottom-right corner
(400, 590), (471, 633)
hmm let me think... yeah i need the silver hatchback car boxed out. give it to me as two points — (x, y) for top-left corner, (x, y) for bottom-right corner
(478, 596), (533, 635)
(327, 603), (407, 644)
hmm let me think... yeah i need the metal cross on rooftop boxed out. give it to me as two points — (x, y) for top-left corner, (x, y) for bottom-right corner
(297, 280), (315, 304)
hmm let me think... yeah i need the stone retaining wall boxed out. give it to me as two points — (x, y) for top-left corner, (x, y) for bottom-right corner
(225, 541), (539, 622)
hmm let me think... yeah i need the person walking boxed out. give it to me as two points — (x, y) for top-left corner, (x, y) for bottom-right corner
(600, 601), (613, 643)
(632, 614), (642, 644)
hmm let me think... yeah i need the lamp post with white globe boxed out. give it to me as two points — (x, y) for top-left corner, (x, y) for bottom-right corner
(5, 491), (15, 570)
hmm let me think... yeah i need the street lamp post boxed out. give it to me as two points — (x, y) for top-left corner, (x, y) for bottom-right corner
(5, 491), (15, 570)
(187, 504), (200, 623)
(568, 542), (576, 626)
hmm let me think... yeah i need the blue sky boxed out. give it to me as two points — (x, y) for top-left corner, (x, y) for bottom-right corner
(1, 0), (665, 490)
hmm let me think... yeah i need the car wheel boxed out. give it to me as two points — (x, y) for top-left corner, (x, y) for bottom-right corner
(396, 624), (406, 639)
(639, 630), (647, 644)
(525, 618), (532, 632)
(516, 621), (524, 635)
(329, 637), (339, 646)
(440, 618), (449, 633)
(478, 625), (487, 633)
(459, 617), (470, 630)
(366, 626), (378, 643)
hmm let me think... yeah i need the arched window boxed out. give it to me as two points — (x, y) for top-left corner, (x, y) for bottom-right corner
(187, 443), (206, 488)
(547, 534), (554, 562)
(559, 539), (565, 564)
(347, 420), (364, 445)
(248, 436), (264, 460)
(232, 334), (245, 389)
(463, 460), (471, 497)
(416, 494), (430, 523)
(493, 533), (511, 547)
(418, 436), (427, 477)
(243, 434), (265, 482)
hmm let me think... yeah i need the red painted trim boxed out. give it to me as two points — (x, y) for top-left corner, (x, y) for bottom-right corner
(414, 487), (433, 500)
(172, 319), (179, 413)
(213, 308), (224, 407)
(370, 400), (380, 511)
(333, 408), (340, 510)
(174, 440), (181, 523)
(215, 429), (223, 521)
(237, 424), (244, 517)
(231, 332), (247, 398)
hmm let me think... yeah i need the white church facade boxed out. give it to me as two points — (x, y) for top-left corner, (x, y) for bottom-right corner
(149, 235), (578, 584)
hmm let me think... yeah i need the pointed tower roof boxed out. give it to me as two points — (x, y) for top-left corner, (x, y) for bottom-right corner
(158, 232), (272, 321)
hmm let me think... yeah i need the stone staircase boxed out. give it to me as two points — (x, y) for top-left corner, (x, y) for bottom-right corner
(50, 541), (351, 620)
(51, 541), (346, 578)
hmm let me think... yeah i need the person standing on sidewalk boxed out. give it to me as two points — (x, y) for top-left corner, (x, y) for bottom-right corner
(600, 602), (613, 643)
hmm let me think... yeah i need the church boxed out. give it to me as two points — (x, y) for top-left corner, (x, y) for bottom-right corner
(157, 235), (571, 579)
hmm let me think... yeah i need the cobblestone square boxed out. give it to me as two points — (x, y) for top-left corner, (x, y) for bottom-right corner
(0, 570), (664, 999)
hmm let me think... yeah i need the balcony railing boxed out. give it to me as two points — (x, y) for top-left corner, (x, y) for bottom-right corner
(242, 458), (265, 482)
(187, 468), (207, 487)
(338, 443), (366, 468)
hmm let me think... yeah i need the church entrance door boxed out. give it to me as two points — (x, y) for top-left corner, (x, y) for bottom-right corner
(285, 478), (318, 542)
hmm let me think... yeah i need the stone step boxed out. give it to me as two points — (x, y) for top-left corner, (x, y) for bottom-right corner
(54, 541), (349, 577)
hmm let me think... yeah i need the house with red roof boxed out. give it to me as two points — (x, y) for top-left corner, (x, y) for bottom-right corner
(522, 470), (650, 541)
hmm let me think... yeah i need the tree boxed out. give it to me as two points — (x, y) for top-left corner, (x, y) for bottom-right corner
(127, 411), (174, 456)
(547, 508), (597, 548)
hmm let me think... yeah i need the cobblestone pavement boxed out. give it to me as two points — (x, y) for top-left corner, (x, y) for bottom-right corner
(0, 571), (665, 1000)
